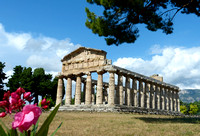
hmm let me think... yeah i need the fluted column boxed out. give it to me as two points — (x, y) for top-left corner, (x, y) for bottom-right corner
(83, 82), (86, 103)
(172, 89), (175, 111)
(160, 87), (165, 110)
(115, 74), (119, 105)
(132, 78), (137, 107)
(150, 83), (154, 109)
(144, 82), (150, 108)
(155, 85), (160, 110)
(169, 89), (173, 111)
(118, 73), (123, 105)
(126, 75), (132, 106)
(85, 73), (92, 105)
(103, 86), (108, 104)
(96, 71), (103, 105)
(56, 77), (63, 105)
(124, 76), (128, 105)
(173, 90), (177, 111)
(108, 71), (115, 106)
(91, 84), (95, 104)
(65, 77), (72, 105)
(165, 88), (169, 111)
(177, 89), (180, 112)
(75, 75), (82, 105)
(139, 80), (144, 108)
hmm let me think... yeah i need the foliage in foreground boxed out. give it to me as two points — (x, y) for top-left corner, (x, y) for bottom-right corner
(0, 87), (61, 136)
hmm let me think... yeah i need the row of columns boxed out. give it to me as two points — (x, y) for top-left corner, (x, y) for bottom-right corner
(56, 71), (180, 112)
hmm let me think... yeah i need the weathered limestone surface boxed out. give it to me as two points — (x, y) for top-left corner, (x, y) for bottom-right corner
(65, 77), (72, 105)
(54, 47), (181, 115)
(75, 75), (81, 105)
(132, 79), (137, 107)
(96, 72), (103, 105)
(108, 71), (115, 106)
(56, 78), (63, 105)
(118, 74), (123, 105)
(85, 73), (92, 105)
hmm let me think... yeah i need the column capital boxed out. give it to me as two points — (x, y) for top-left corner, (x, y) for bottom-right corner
(85, 72), (91, 76)
(107, 68), (117, 73)
(97, 70), (105, 74)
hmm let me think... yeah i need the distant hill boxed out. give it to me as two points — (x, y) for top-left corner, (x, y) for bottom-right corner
(179, 89), (200, 103)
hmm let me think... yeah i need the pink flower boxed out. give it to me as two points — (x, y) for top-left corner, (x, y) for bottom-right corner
(41, 98), (46, 106)
(26, 96), (33, 102)
(0, 112), (6, 118)
(11, 92), (20, 100)
(16, 87), (25, 95)
(12, 104), (42, 132)
(0, 100), (8, 107)
(3, 91), (10, 100)
(23, 92), (31, 100)
(42, 105), (48, 109)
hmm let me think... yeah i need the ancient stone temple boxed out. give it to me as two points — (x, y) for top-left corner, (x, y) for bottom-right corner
(55, 47), (181, 115)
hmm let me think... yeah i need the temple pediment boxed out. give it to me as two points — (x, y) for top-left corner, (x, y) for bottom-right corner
(61, 47), (109, 75)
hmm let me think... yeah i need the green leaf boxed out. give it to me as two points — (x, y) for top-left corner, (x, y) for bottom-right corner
(36, 104), (60, 136)
(0, 124), (7, 136)
(10, 128), (18, 136)
(50, 122), (63, 136)
(31, 119), (39, 136)
(0, 119), (10, 135)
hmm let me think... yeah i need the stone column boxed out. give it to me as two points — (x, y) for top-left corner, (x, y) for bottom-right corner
(56, 77), (63, 105)
(173, 90), (177, 111)
(65, 77), (72, 105)
(91, 84), (95, 104)
(177, 89), (180, 112)
(96, 71), (103, 105)
(132, 78), (137, 107)
(75, 75), (82, 105)
(103, 86), (108, 104)
(150, 83), (154, 109)
(144, 82), (150, 109)
(169, 89), (173, 111)
(139, 80), (144, 108)
(83, 82), (86, 103)
(115, 74), (119, 105)
(172, 89), (175, 111)
(165, 88), (169, 111)
(160, 87), (165, 110)
(124, 76), (128, 105)
(85, 72), (92, 105)
(118, 73), (123, 105)
(126, 75), (132, 106)
(108, 71), (115, 106)
(155, 85), (160, 110)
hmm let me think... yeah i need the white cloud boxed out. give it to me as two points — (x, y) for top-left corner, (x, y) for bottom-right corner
(26, 55), (61, 71)
(0, 23), (81, 75)
(113, 46), (200, 89)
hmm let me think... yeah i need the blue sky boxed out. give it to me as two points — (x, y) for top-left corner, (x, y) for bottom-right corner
(1, 1), (200, 89)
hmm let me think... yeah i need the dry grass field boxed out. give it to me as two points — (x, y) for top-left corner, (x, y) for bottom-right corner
(1, 112), (200, 136)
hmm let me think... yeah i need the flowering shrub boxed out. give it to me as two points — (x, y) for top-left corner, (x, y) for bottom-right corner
(0, 87), (61, 136)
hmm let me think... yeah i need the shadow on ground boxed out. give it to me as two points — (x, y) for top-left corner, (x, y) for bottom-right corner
(135, 117), (200, 124)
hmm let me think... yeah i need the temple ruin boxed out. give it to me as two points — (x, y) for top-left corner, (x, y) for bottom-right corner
(55, 47), (181, 115)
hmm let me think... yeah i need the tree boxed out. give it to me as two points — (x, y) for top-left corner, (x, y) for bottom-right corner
(180, 105), (188, 114)
(188, 104), (198, 115)
(7, 66), (24, 92)
(0, 62), (7, 100)
(7, 66), (62, 104)
(86, 0), (200, 46)
(32, 68), (53, 103)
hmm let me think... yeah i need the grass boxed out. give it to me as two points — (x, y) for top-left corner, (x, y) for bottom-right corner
(1, 112), (200, 136)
